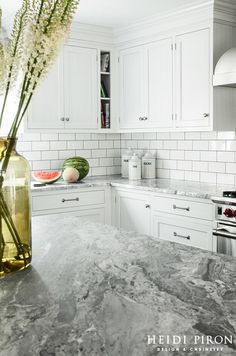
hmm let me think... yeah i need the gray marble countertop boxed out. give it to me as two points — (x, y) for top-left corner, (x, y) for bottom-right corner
(1, 215), (236, 356)
(32, 175), (235, 200)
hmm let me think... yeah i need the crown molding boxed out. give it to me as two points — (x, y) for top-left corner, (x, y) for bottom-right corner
(214, 0), (236, 24)
(113, 1), (214, 45)
(69, 22), (114, 45)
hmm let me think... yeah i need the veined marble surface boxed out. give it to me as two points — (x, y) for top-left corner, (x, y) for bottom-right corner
(32, 175), (235, 200)
(0, 215), (236, 356)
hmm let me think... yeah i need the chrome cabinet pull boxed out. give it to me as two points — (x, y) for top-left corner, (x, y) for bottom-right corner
(173, 232), (190, 240)
(62, 197), (79, 203)
(203, 113), (209, 118)
(173, 204), (190, 211)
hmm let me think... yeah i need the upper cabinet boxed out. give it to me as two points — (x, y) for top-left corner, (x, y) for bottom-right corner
(119, 29), (212, 132)
(175, 28), (211, 129)
(119, 38), (173, 130)
(27, 57), (63, 130)
(119, 47), (145, 129)
(63, 46), (98, 130)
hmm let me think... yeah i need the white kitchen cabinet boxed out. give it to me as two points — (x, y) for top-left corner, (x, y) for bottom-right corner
(119, 47), (145, 129)
(113, 189), (151, 235)
(119, 38), (173, 130)
(31, 188), (107, 225)
(63, 46), (98, 129)
(151, 213), (213, 251)
(175, 28), (211, 129)
(144, 38), (173, 129)
(27, 45), (98, 131)
(27, 57), (63, 130)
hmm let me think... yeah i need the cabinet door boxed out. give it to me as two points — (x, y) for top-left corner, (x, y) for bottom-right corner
(64, 46), (98, 129)
(175, 28), (211, 128)
(119, 47), (145, 129)
(114, 190), (150, 235)
(144, 38), (173, 129)
(27, 57), (64, 129)
(152, 213), (213, 251)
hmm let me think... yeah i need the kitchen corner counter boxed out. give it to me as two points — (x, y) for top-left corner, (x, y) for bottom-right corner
(32, 175), (235, 200)
(0, 215), (236, 356)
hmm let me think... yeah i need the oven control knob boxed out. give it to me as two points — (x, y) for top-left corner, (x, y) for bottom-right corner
(224, 208), (234, 218)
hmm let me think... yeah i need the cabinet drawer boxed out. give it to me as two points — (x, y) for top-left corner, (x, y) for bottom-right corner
(152, 196), (212, 221)
(32, 190), (105, 212)
(152, 215), (212, 251)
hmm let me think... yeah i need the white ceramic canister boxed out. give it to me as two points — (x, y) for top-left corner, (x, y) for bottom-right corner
(121, 148), (133, 178)
(129, 153), (141, 180)
(142, 152), (156, 179)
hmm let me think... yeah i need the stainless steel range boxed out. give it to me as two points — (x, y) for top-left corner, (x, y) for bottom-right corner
(212, 191), (236, 257)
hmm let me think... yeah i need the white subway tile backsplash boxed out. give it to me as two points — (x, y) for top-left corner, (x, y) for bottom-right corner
(226, 163), (236, 174)
(17, 128), (236, 182)
(177, 160), (192, 171)
(200, 172), (217, 184)
(208, 162), (225, 173)
(59, 133), (75, 141)
(226, 141), (236, 151)
(200, 151), (217, 162)
(84, 141), (99, 149)
(193, 140), (209, 151)
(217, 152), (234, 162)
(67, 141), (84, 149)
(163, 141), (177, 150)
(209, 141), (226, 151)
(185, 132), (201, 140)
(50, 141), (66, 150)
(92, 149), (107, 158)
(178, 141), (193, 150)
(59, 150), (75, 160)
(41, 133), (58, 141)
(217, 131), (235, 140)
(217, 173), (235, 185)
(42, 151), (59, 160)
(32, 141), (49, 151)
(170, 150), (185, 160)
(33, 160), (50, 171)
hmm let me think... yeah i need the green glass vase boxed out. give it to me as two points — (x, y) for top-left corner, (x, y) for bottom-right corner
(0, 137), (31, 276)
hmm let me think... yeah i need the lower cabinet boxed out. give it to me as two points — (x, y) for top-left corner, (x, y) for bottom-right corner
(112, 189), (151, 235)
(151, 213), (213, 251)
(112, 187), (213, 252)
(31, 188), (107, 224)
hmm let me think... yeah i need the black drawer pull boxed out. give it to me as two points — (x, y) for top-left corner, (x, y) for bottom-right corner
(173, 204), (190, 211)
(61, 197), (79, 203)
(173, 232), (190, 240)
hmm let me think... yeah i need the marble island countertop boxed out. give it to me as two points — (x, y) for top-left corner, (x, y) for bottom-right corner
(32, 175), (235, 200)
(1, 215), (236, 356)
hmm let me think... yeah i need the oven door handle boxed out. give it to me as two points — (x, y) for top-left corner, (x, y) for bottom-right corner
(213, 229), (236, 240)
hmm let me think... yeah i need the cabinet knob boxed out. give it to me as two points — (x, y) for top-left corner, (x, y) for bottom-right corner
(145, 204), (151, 209)
(203, 113), (209, 118)
(139, 117), (143, 121)
(143, 117), (148, 121)
(65, 117), (70, 122)
(60, 117), (65, 121)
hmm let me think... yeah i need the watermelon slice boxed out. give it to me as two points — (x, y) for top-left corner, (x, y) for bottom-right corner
(32, 171), (61, 184)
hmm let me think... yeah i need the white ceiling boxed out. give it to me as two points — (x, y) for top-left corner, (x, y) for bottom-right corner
(0, 0), (208, 32)
(76, 0), (207, 28)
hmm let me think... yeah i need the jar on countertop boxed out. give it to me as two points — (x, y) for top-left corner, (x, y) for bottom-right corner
(142, 152), (156, 179)
(121, 148), (133, 178)
(129, 153), (141, 180)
